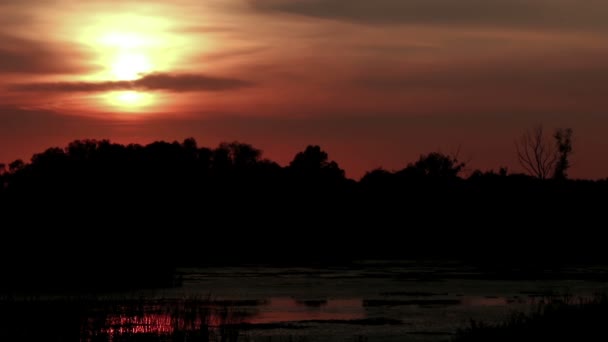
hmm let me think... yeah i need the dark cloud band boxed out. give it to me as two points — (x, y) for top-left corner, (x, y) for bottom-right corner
(10, 73), (255, 93)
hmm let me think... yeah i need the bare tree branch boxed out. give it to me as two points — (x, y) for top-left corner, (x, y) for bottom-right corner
(515, 125), (557, 180)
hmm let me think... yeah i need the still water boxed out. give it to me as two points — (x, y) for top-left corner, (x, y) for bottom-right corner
(3, 261), (608, 341)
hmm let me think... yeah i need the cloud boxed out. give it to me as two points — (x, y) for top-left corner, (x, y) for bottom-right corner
(134, 73), (255, 91)
(0, 34), (94, 75)
(354, 51), (608, 94)
(248, 0), (608, 30)
(201, 46), (269, 62)
(10, 72), (256, 93)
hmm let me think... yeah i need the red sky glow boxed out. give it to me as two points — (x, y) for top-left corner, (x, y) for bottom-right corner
(1, 0), (608, 179)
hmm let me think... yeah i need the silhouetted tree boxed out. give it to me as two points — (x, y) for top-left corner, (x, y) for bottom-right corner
(182, 137), (197, 150)
(360, 168), (395, 186)
(181, 137), (199, 161)
(400, 152), (465, 178)
(66, 139), (105, 161)
(516, 126), (556, 180)
(211, 141), (262, 172)
(197, 146), (213, 171)
(516, 126), (573, 180)
(290, 145), (334, 171)
(226, 142), (262, 168)
(212, 143), (231, 172)
(31, 147), (67, 166)
(289, 145), (345, 181)
(553, 128), (573, 180)
(0, 163), (5, 175)
(8, 159), (24, 173)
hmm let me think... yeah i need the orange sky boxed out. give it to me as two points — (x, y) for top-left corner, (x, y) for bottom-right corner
(1, 0), (608, 179)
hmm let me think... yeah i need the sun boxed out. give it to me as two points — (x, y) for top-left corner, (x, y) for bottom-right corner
(109, 51), (153, 107)
(100, 33), (155, 106)
(102, 32), (154, 81)
(75, 15), (190, 111)
(111, 53), (152, 81)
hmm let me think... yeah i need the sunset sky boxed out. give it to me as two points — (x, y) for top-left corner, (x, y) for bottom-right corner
(1, 0), (608, 179)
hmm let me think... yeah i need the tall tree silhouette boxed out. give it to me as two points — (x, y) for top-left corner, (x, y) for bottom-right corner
(289, 145), (345, 181)
(212, 141), (261, 171)
(181, 137), (199, 162)
(553, 128), (573, 180)
(226, 142), (262, 169)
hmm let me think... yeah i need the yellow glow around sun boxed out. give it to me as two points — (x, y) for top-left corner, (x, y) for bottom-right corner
(70, 13), (210, 112)
(117, 91), (143, 104)
(102, 33), (155, 81)
(77, 20), (166, 82)
(93, 30), (159, 107)
(100, 32), (155, 49)
(98, 31), (156, 81)
(105, 91), (154, 110)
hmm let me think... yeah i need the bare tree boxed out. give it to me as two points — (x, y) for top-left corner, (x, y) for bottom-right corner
(516, 126), (557, 180)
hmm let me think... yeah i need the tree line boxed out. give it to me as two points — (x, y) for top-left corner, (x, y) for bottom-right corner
(0, 127), (606, 291)
(0, 125), (579, 184)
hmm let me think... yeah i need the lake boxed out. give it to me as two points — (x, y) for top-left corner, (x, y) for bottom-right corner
(3, 261), (608, 341)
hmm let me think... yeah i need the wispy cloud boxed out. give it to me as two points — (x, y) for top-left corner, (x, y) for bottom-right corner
(248, 0), (608, 30)
(10, 72), (256, 92)
(201, 46), (269, 62)
(0, 34), (94, 74)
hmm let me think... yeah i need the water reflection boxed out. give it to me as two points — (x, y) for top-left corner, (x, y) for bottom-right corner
(0, 295), (542, 341)
(251, 298), (365, 324)
(0, 298), (252, 342)
(295, 299), (329, 308)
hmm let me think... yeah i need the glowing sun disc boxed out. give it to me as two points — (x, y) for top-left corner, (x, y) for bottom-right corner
(111, 53), (152, 81)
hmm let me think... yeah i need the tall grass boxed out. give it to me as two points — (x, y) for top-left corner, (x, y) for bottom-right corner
(0, 296), (249, 341)
(452, 294), (608, 342)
